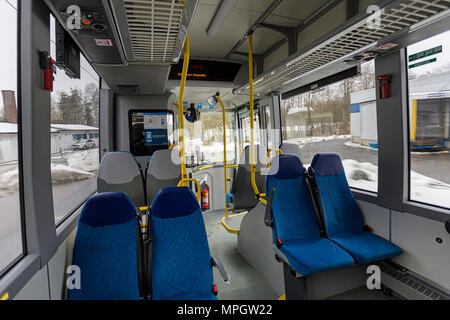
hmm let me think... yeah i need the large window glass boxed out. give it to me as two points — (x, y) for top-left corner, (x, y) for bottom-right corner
(0, 0), (24, 273)
(281, 61), (378, 192)
(240, 113), (261, 156)
(50, 15), (100, 224)
(184, 112), (237, 166)
(407, 30), (450, 209)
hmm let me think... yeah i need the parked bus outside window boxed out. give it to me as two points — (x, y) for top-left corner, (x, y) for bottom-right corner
(407, 29), (450, 209)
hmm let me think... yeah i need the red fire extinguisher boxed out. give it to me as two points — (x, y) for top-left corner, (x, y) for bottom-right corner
(201, 181), (210, 212)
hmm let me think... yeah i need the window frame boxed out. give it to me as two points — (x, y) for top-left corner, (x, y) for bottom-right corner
(0, 0), (27, 279)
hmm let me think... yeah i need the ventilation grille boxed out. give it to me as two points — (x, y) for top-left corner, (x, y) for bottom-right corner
(235, 0), (450, 96)
(124, 0), (185, 63)
(380, 263), (449, 300)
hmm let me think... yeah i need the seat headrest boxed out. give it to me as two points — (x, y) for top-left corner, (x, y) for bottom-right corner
(311, 153), (345, 176)
(151, 187), (200, 219)
(79, 192), (136, 227)
(269, 154), (304, 180)
(280, 143), (302, 159)
(99, 152), (141, 184)
(147, 149), (181, 180)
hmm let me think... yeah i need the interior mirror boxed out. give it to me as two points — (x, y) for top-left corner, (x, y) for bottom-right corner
(184, 103), (200, 123)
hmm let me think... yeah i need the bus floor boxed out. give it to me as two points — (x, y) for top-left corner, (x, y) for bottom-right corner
(203, 210), (278, 300)
(203, 210), (399, 301)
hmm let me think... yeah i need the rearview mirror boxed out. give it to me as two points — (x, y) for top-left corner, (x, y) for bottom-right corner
(184, 104), (200, 123)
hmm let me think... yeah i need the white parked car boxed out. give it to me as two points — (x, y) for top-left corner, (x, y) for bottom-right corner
(72, 139), (97, 150)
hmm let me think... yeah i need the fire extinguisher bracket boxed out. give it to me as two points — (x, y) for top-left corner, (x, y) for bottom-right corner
(377, 75), (392, 100)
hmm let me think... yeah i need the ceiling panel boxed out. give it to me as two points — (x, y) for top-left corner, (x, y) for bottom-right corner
(189, 0), (332, 59)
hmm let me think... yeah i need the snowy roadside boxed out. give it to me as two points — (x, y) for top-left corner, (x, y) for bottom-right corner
(0, 149), (98, 198)
(286, 135), (351, 148)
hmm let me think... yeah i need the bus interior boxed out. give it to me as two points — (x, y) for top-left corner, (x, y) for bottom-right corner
(0, 0), (450, 302)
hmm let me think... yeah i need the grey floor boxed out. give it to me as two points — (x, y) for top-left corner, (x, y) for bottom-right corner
(204, 210), (278, 300)
(203, 210), (398, 301)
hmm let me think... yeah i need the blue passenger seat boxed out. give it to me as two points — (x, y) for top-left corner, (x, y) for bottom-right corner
(67, 192), (142, 300)
(310, 153), (402, 264)
(266, 154), (355, 276)
(150, 187), (218, 300)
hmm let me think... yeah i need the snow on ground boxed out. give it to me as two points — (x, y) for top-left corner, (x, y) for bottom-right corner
(0, 149), (98, 198)
(50, 164), (95, 185)
(301, 158), (450, 208)
(341, 160), (449, 208)
(286, 135), (351, 148)
(66, 149), (99, 172)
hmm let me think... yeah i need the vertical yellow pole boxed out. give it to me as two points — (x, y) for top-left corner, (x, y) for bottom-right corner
(248, 33), (260, 197)
(178, 34), (190, 184)
(411, 99), (417, 141)
(217, 95), (229, 218)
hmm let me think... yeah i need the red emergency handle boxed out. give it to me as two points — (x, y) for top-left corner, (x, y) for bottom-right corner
(377, 75), (392, 99)
(44, 58), (55, 92)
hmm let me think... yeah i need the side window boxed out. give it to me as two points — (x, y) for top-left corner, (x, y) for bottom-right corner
(281, 60), (378, 193)
(240, 113), (261, 155)
(407, 30), (450, 209)
(184, 112), (237, 165)
(50, 15), (100, 225)
(0, 0), (24, 273)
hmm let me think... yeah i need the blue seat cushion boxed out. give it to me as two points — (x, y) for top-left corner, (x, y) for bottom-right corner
(280, 238), (355, 276)
(329, 231), (403, 264)
(166, 292), (218, 300)
(226, 192), (234, 204)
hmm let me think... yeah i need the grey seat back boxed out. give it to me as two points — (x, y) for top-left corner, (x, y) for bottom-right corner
(146, 149), (182, 203)
(230, 145), (266, 210)
(97, 152), (146, 207)
(280, 143), (302, 160)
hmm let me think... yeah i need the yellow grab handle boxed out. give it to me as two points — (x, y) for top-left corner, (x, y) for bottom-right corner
(177, 178), (201, 203)
(194, 166), (214, 172)
(1, 292), (9, 300)
(177, 34), (190, 184)
(267, 149), (284, 168)
(169, 144), (179, 150)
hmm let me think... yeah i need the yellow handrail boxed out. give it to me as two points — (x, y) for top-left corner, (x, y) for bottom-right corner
(267, 149), (284, 168)
(216, 95), (230, 218)
(177, 178), (201, 202)
(248, 33), (265, 205)
(194, 165), (214, 173)
(169, 143), (179, 150)
(177, 34), (190, 185)
(0, 292), (9, 300)
(411, 99), (417, 141)
(221, 211), (248, 235)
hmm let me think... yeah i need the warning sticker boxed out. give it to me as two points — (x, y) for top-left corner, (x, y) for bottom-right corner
(377, 43), (399, 50)
(94, 39), (113, 47)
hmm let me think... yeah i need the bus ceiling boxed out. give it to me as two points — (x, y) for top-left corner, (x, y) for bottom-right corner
(44, 0), (450, 99)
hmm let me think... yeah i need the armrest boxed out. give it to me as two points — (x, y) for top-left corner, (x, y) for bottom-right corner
(264, 189), (275, 227)
(212, 257), (229, 283)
